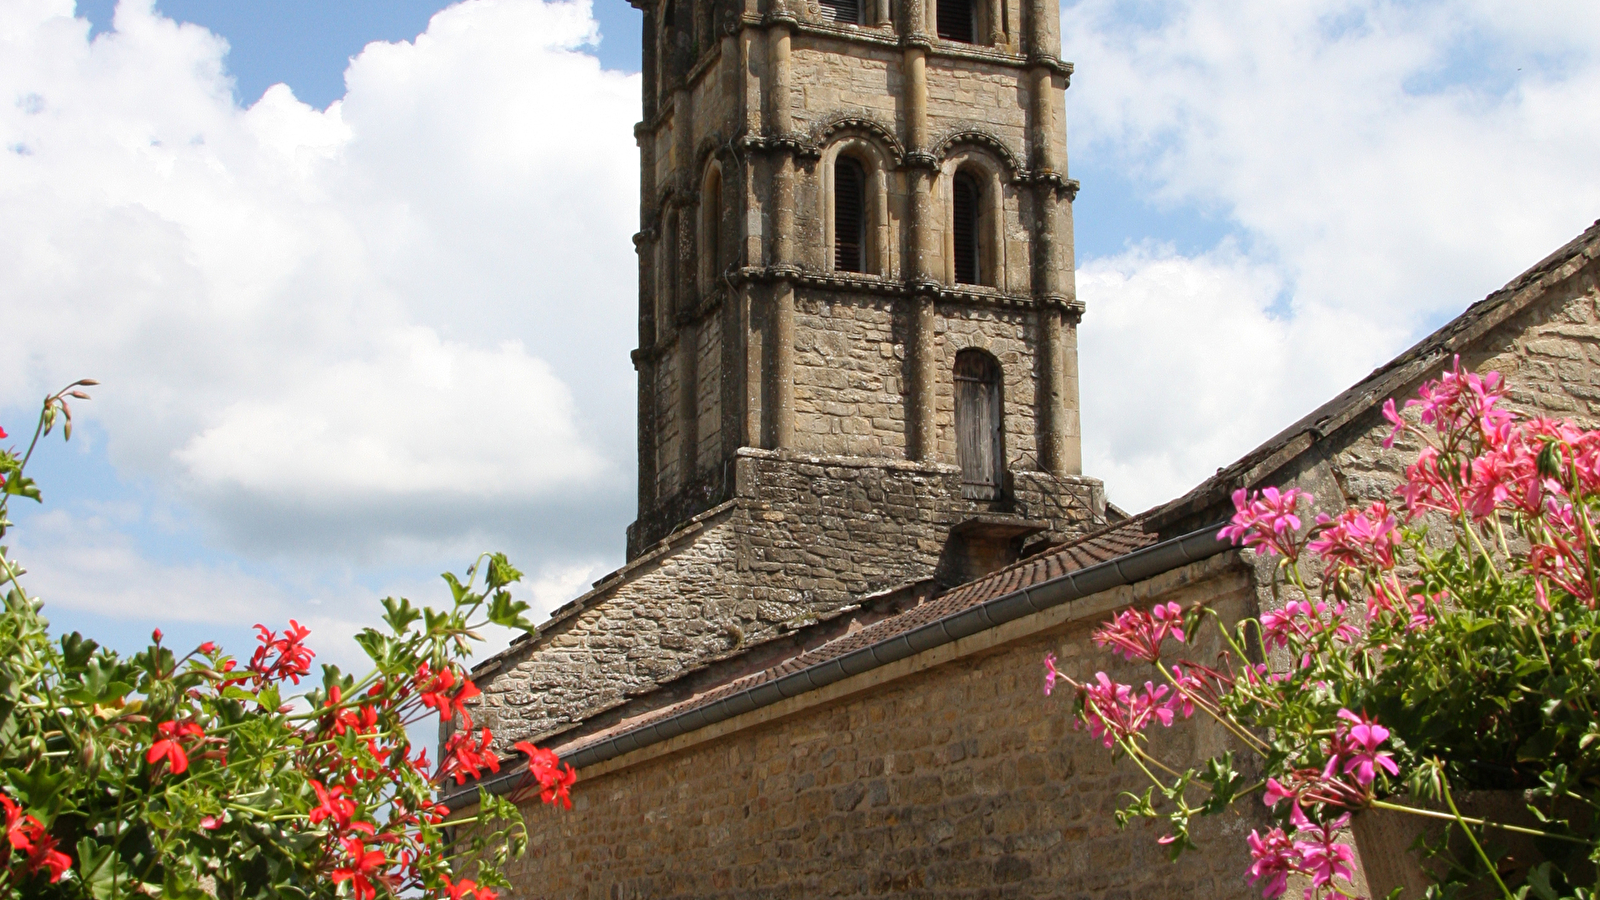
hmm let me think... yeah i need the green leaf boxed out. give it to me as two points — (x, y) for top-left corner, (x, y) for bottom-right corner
(381, 596), (422, 634)
(440, 572), (469, 605)
(60, 631), (98, 669)
(2, 474), (41, 502)
(77, 837), (131, 900)
(485, 553), (524, 591)
(486, 591), (535, 633)
(6, 765), (70, 821)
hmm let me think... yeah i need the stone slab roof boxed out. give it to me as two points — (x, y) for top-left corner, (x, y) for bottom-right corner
(546, 514), (1161, 760)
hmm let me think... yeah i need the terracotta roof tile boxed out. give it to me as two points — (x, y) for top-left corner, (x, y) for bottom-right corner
(553, 515), (1160, 758)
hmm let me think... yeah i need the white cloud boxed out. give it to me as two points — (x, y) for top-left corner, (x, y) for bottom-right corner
(1079, 243), (1408, 510)
(0, 0), (641, 560)
(10, 508), (294, 624)
(1066, 0), (1600, 510)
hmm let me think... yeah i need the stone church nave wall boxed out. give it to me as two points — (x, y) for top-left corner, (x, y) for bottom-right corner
(503, 557), (1263, 900)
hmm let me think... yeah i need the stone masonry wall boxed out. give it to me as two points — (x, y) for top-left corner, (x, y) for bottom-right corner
(654, 338), (684, 498)
(504, 557), (1267, 900)
(787, 289), (1061, 464)
(471, 452), (1106, 749)
(792, 292), (908, 458)
(697, 317), (723, 474)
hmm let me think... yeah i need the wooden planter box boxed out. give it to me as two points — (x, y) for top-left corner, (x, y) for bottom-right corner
(1352, 792), (1588, 900)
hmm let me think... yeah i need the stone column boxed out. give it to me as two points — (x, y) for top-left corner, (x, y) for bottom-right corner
(902, 12), (939, 461)
(1038, 305), (1067, 476)
(675, 88), (699, 481)
(1058, 307), (1082, 475)
(1024, 43), (1080, 475)
(767, 20), (796, 450)
(636, 115), (659, 513)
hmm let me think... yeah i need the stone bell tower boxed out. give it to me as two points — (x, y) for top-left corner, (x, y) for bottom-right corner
(469, 0), (1105, 747)
(630, 0), (1093, 554)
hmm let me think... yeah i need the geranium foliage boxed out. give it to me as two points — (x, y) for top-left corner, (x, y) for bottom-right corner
(0, 383), (575, 899)
(1048, 360), (1599, 899)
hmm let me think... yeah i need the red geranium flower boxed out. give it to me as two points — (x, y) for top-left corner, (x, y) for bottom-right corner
(418, 665), (481, 724)
(249, 620), (314, 684)
(146, 720), (204, 776)
(514, 742), (577, 809)
(441, 874), (498, 900)
(1, 793), (71, 883)
(2, 793), (37, 853)
(24, 829), (70, 883)
(309, 781), (358, 830)
(331, 836), (388, 900)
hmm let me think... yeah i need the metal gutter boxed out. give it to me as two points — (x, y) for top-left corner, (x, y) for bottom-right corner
(446, 523), (1231, 810)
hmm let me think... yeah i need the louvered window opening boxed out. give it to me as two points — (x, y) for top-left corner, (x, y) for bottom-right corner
(937, 0), (975, 42)
(953, 171), (981, 285)
(834, 157), (867, 273)
(955, 351), (1003, 500)
(705, 172), (722, 283)
(819, 0), (862, 24)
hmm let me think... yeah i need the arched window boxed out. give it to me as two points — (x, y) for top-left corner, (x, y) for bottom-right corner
(936, 0), (975, 42)
(819, 0), (862, 23)
(834, 156), (867, 273)
(702, 166), (722, 290)
(954, 350), (1003, 499)
(952, 170), (981, 285)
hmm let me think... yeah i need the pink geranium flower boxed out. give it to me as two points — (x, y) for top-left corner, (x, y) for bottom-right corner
(1290, 807), (1356, 898)
(1092, 602), (1185, 662)
(1309, 501), (1400, 572)
(1245, 827), (1301, 899)
(1219, 487), (1313, 559)
(1079, 674), (1174, 748)
(1328, 709), (1399, 788)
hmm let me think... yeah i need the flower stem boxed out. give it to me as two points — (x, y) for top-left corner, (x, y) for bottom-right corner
(1435, 768), (1515, 900)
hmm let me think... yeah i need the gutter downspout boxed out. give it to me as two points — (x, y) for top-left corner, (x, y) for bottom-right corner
(447, 523), (1231, 810)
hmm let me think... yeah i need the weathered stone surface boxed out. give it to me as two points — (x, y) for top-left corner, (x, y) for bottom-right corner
(473, 450), (1104, 748)
(502, 561), (1268, 900)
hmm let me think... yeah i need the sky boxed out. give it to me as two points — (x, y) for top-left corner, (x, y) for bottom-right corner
(2, 0), (1597, 668)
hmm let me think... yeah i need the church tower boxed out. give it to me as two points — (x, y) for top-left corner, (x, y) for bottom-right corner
(630, 0), (1091, 555)
(470, 0), (1106, 748)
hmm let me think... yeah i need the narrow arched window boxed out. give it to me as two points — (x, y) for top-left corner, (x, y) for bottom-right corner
(954, 350), (1003, 499)
(834, 156), (867, 273)
(820, 0), (862, 23)
(703, 167), (722, 289)
(953, 170), (981, 285)
(937, 0), (975, 42)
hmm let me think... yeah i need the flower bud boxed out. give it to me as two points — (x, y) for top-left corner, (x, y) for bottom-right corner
(1537, 439), (1563, 479)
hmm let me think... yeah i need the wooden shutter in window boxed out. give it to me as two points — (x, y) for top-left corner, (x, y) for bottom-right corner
(834, 157), (866, 273)
(955, 350), (1003, 499)
(953, 171), (980, 285)
(936, 0), (974, 42)
(819, 0), (862, 24)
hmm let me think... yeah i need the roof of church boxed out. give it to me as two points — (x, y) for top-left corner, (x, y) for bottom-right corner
(545, 515), (1167, 757)
(445, 218), (1600, 805)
